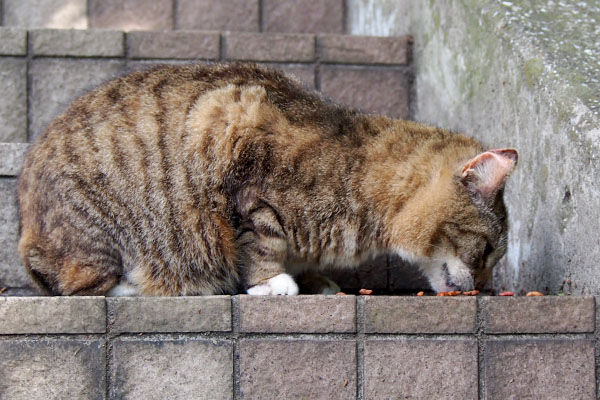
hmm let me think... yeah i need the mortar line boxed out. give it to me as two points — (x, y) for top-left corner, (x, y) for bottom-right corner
(314, 36), (321, 92)
(104, 298), (111, 400)
(356, 296), (365, 400)
(86, 0), (91, 27)
(476, 296), (484, 400)
(342, 0), (349, 34)
(25, 30), (32, 143)
(258, 0), (264, 33)
(171, 0), (178, 30)
(232, 295), (241, 400)
(593, 295), (599, 399)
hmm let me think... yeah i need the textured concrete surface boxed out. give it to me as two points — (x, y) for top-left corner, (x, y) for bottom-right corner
(239, 295), (355, 333)
(3, 0), (87, 29)
(89, 0), (172, 31)
(0, 143), (29, 176)
(364, 339), (478, 399)
(0, 59), (27, 143)
(30, 59), (126, 139)
(31, 29), (124, 57)
(0, 27), (27, 55)
(177, 0), (259, 32)
(263, 0), (344, 33)
(484, 339), (595, 399)
(127, 31), (220, 60)
(0, 297), (106, 334)
(320, 66), (411, 118)
(111, 338), (232, 400)
(0, 339), (105, 400)
(349, 0), (600, 295)
(108, 296), (231, 333)
(0, 179), (28, 288)
(363, 296), (476, 333)
(224, 32), (315, 62)
(239, 339), (356, 400)
(482, 296), (595, 333)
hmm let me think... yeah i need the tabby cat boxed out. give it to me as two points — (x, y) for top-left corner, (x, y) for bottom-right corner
(18, 63), (517, 296)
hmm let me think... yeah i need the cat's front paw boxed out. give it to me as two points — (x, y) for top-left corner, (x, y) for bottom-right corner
(247, 273), (299, 295)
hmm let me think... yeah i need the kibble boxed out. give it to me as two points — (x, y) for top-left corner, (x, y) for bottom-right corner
(499, 291), (514, 296)
(359, 288), (373, 295)
(526, 291), (544, 296)
(417, 291), (424, 296)
(462, 290), (479, 296)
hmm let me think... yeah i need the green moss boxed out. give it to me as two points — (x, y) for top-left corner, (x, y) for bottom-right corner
(524, 58), (543, 88)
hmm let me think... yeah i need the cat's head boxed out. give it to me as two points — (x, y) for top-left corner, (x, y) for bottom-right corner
(392, 148), (518, 293)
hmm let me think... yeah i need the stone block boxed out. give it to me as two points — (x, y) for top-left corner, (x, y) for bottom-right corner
(320, 34), (410, 65)
(263, 0), (344, 33)
(320, 66), (411, 118)
(0, 27), (27, 55)
(0, 179), (29, 288)
(127, 31), (220, 60)
(3, 0), (87, 29)
(388, 255), (430, 291)
(0, 59), (27, 143)
(31, 29), (124, 57)
(484, 339), (595, 399)
(177, 0), (259, 32)
(482, 296), (595, 333)
(364, 339), (478, 400)
(261, 63), (315, 89)
(0, 296), (106, 334)
(30, 59), (125, 139)
(362, 296), (477, 333)
(89, 0), (172, 31)
(239, 339), (356, 399)
(111, 338), (232, 400)
(0, 143), (29, 176)
(324, 255), (388, 291)
(0, 339), (105, 400)
(239, 295), (355, 333)
(224, 32), (315, 62)
(108, 296), (231, 333)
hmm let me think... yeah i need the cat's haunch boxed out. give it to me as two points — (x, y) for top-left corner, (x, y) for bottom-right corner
(17, 63), (517, 296)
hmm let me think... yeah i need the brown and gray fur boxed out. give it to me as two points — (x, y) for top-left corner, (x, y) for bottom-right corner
(18, 63), (517, 296)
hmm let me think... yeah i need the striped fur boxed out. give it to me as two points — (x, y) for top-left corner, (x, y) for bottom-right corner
(18, 63), (516, 295)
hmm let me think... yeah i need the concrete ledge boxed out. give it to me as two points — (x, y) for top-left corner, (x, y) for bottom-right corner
(0, 27), (27, 56)
(0, 143), (29, 176)
(31, 29), (124, 57)
(0, 296), (106, 334)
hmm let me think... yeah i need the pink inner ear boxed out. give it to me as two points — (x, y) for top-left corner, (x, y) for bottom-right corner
(461, 148), (518, 197)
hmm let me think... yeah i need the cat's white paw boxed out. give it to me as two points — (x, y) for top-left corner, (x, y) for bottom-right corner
(106, 282), (140, 296)
(247, 273), (299, 295)
(319, 278), (341, 295)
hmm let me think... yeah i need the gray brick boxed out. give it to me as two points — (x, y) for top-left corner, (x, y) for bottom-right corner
(261, 63), (315, 89)
(324, 255), (388, 291)
(0, 59), (27, 143)
(364, 339), (478, 400)
(388, 254), (430, 291)
(127, 31), (220, 60)
(239, 339), (356, 400)
(30, 59), (125, 139)
(0, 339), (105, 400)
(0, 179), (29, 288)
(484, 339), (595, 399)
(31, 29), (124, 57)
(263, 0), (344, 33)
(239, 295), (355, 333)
(320, 34), (410, 65)
(0, 27), (27, 55)
(482, 296), (595, 333)
(363, 296), (477, 333)
(112, 338), (232, 400)
(0, 143), (29, 176)
(0, 297), (106, 334)
(224, 32), (315, 62)
(320, 66), (411, 118)
(108, 296), (231, 333)
(177, 0), (259, 32)
(3, 0), (87, 29)
(89, 0), (172, 30)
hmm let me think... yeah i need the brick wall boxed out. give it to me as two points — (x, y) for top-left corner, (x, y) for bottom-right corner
(0, 295), (597, 399)
(0, 26), (416, 294)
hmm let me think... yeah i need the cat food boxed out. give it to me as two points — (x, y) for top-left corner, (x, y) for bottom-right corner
(359, 288), (373, 295)
(437, 291), (462, 296)
(336, 292), (346, 296)
(417, 291), (424, 296)
(499, 291), (514, 296)
(462, 290), (479, 296)
(526, 291), (544, 296)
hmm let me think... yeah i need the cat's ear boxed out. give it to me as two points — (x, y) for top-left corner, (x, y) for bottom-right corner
(460, 149), (518, 201)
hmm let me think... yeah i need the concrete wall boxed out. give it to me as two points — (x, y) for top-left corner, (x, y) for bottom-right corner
(350, 0), (600, 296)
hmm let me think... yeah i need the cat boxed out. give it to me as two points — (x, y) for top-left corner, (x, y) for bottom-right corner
(17, 63), (517, 296)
